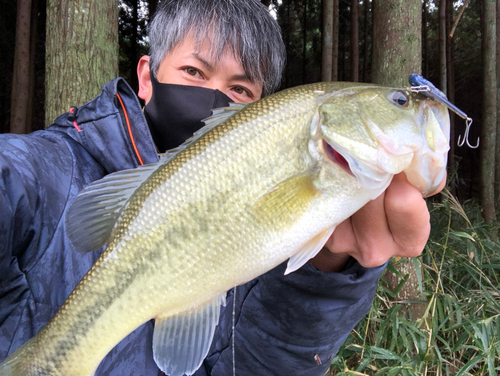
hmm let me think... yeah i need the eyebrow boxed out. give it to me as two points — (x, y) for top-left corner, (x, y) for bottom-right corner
(192, 52), (215, 71)
(231, 73), (252, 81)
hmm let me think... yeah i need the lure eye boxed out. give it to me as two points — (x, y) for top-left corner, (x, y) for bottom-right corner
(390, 91), (410, 107)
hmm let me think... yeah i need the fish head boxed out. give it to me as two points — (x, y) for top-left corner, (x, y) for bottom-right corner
(312, 84), (450, 198)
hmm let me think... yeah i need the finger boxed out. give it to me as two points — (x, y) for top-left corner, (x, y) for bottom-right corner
(348, 192), (398, 267)
(324, 218), (356, 254)
(385, 173), (430, 256)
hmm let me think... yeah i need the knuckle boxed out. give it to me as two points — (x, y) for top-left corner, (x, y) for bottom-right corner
(358, 244), (391, 268)
(385, 188), (424, 213)
(403, 244), (425, 257)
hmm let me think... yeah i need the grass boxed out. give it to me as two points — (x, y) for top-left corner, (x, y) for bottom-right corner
(327, 190), (500, 376)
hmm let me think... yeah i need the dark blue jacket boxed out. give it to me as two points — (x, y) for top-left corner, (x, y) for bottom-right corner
(0, 78), (386, 375)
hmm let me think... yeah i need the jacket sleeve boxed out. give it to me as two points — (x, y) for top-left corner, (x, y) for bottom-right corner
(0, 134), (75, 327)
(0, 135), (43, 332)
(198, 259), (386, 376)
(0, 135), (40, 263)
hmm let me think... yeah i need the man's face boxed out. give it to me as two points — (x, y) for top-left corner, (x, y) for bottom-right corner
(138, 35), (263, 104)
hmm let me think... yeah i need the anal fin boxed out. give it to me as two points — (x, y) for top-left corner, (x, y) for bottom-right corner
(153, 294), (226, 376)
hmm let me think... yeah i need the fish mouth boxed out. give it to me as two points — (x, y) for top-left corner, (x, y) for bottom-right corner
(322, 140), (354, 177)
(320, 137), (394, 199)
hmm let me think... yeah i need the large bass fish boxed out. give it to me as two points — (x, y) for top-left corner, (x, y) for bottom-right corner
(0, 79), (450, 375)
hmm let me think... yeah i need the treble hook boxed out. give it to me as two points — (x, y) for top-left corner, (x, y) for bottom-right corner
(457, 117), (480, 148)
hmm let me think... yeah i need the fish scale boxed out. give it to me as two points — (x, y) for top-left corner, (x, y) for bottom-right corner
(0, 82), (450, 375)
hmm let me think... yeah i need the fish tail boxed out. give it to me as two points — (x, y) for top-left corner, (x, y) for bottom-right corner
(0, 352), (27, 376)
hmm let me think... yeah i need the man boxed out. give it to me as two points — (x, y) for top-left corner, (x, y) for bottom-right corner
(0, 0), (441, 375)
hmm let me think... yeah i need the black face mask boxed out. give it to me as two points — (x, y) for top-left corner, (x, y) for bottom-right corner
(144, 74), (233, 153)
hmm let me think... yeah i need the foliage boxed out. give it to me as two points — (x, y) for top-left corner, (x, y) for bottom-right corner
(326, 191), (500, 375)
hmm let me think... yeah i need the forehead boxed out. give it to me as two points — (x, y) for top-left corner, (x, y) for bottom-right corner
(170, 31), (242, 67)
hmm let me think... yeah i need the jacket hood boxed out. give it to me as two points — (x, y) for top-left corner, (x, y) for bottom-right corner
(48, 78), (159, 174)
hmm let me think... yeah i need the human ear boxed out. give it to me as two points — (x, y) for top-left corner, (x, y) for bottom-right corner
(137, 56), (153, 104)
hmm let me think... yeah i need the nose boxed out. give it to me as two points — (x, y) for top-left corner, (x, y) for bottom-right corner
(204, 79), (225, 93)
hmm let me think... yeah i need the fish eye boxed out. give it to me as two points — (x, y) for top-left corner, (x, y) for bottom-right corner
(389, 91), (410, 107)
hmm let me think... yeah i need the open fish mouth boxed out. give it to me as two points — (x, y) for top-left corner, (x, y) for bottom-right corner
(322, 139), (354, 177)
(321, 138), (392, 199)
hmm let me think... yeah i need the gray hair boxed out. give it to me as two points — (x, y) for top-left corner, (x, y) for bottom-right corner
(148, 0), (286, 97)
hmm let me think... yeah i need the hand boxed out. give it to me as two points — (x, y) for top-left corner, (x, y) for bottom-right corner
(309, 172), (446, 272)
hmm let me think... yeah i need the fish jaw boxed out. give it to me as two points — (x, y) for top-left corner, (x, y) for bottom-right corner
(318, 137), (394, 200)
(404, 101), (450, 196)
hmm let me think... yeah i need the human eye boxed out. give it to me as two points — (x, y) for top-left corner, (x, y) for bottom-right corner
(183, 66), (202, 78)
(232, 86), (253, 101)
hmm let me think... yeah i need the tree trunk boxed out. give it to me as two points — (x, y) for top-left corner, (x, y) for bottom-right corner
(372, 0), (421, 87)
(495, 0), (500, 205)
(350, 0), (359, 82)
(372, 0), (425, 321)
(130, 0), (139, 94)
(26, 0), (39, 134)
(322, 0), (334, 81)
(447, 0), (456, 194)
(45, 0), (119, 127)
(302, 0), (308, 84)
(422, 0), (428, 78)
(148, 0), (158, 22)
(281, 0), (292, 88)
(481, 0), (497, 223)
(332, 0), (339, 81)
(439, 0), (447, 93)
(362, 0), (370, 82)
(10, 0), (32, 134)
(340, 0), (349, 81)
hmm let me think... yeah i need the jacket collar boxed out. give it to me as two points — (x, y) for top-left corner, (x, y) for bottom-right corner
(49, 78), (159, 174)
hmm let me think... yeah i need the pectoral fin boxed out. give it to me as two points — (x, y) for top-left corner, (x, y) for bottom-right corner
(252, 168), (320, 226)
(65, 162), (165, 253)
(285, 227), (336, 275)
(153, 294), (227, 376)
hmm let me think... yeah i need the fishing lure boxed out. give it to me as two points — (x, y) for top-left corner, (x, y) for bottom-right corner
(408, 73), (479, 149)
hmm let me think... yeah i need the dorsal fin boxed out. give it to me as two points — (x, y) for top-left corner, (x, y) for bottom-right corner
(201, 103), (247, 128)
(161, 103), (247, 157)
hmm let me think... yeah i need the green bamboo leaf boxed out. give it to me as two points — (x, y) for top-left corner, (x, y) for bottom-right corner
(394, 274), (410, 295)
(486, 349), (496, 376)
(483, 241), (500, 253)
(454, 354), (486, 375)
(477, 264), (500, 271)
(432, 342), (443, 365)
(356, 358), (371, 372)
(450, 231), (476, 242)
(370, 346), (402, 360)
(412, 257), (423, 293)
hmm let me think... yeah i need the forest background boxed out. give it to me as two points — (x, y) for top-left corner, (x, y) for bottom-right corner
(1, 0), (500, 374)
(0, 0), (493, 217)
